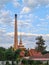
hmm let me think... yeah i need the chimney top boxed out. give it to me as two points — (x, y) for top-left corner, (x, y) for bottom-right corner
(15, 14), (17, 17)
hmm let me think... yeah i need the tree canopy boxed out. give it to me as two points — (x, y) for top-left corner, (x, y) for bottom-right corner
(35, 36), (46, 53)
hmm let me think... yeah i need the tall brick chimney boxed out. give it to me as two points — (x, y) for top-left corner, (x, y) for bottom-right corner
(14, 14), (18, 50)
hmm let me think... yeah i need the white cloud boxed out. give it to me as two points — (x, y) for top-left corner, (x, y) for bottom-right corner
(6, 32), (49, 36)
(23, 0), (49, 9)
(0, 29), (6, 36)
(46, 34), (49, 36)
(0, 43), (13, 49)
(12, 0), (20, 7)
(0, 0), (12, 9)
(46, 15), (49, 19)
(39, 18), (45, 21)
(0, 30), (49, 50)
(11, 19), (31, 29)
(7, 32), (33, 36)
(0, 10), (13, 25)
(37, 21), (49, 27)
(18, 20), (30, 26)
(21, 7), (31, 14)
(0, 29), (14, 45)
(46, 4), (49, 8)
(0, 0), (21, 9)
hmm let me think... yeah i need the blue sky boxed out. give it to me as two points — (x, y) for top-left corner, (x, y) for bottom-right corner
(0, 0), (49, 50)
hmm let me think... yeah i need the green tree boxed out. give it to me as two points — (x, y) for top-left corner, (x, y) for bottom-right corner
(14, 49), (22, 64)
(22, 59), (29, 65)
(35, 36), (46, 53)
(28, 60), (34, 65)
(5, 48), (15, 61)
(0, 47), (6, 51)
(14, 49), (21, 59)
(0, 47), (6, 60)
(5, 47), (15, 65)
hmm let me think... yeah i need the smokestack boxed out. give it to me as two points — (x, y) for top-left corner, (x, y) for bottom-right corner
(14, 14), (18, 50)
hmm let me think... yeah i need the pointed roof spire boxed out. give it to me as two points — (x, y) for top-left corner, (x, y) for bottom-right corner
(18, 32), (25, 49)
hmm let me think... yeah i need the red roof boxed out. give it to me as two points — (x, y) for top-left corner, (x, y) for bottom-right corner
(23, 49), (49, 60)
(43, 53), (49, 58)
(20, 51), (25, 57)
(29, 49), (42, 56)
(24, 53), (49, 60)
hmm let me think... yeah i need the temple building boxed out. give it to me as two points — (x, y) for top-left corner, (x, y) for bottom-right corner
(18, 35), (26, 50)
(13, 14), (49, 61)
(13, 14), (25, 50)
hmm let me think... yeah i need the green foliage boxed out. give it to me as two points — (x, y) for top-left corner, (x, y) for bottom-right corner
(25, 49), (29, 56)
(22, 59), (29, 65)
(0, 47), (23, 61)
(0, 47), (6, 60)
(34, 61), (42, 65)
(42, 51), (49, 55)
(35, 36), (46, 53)
(0, 47), (6, 51)
(22, 60), (43, 65)
(28, 60), (34, 65)
(5, 49), (15, 60)
(14, 49), (21, 59)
